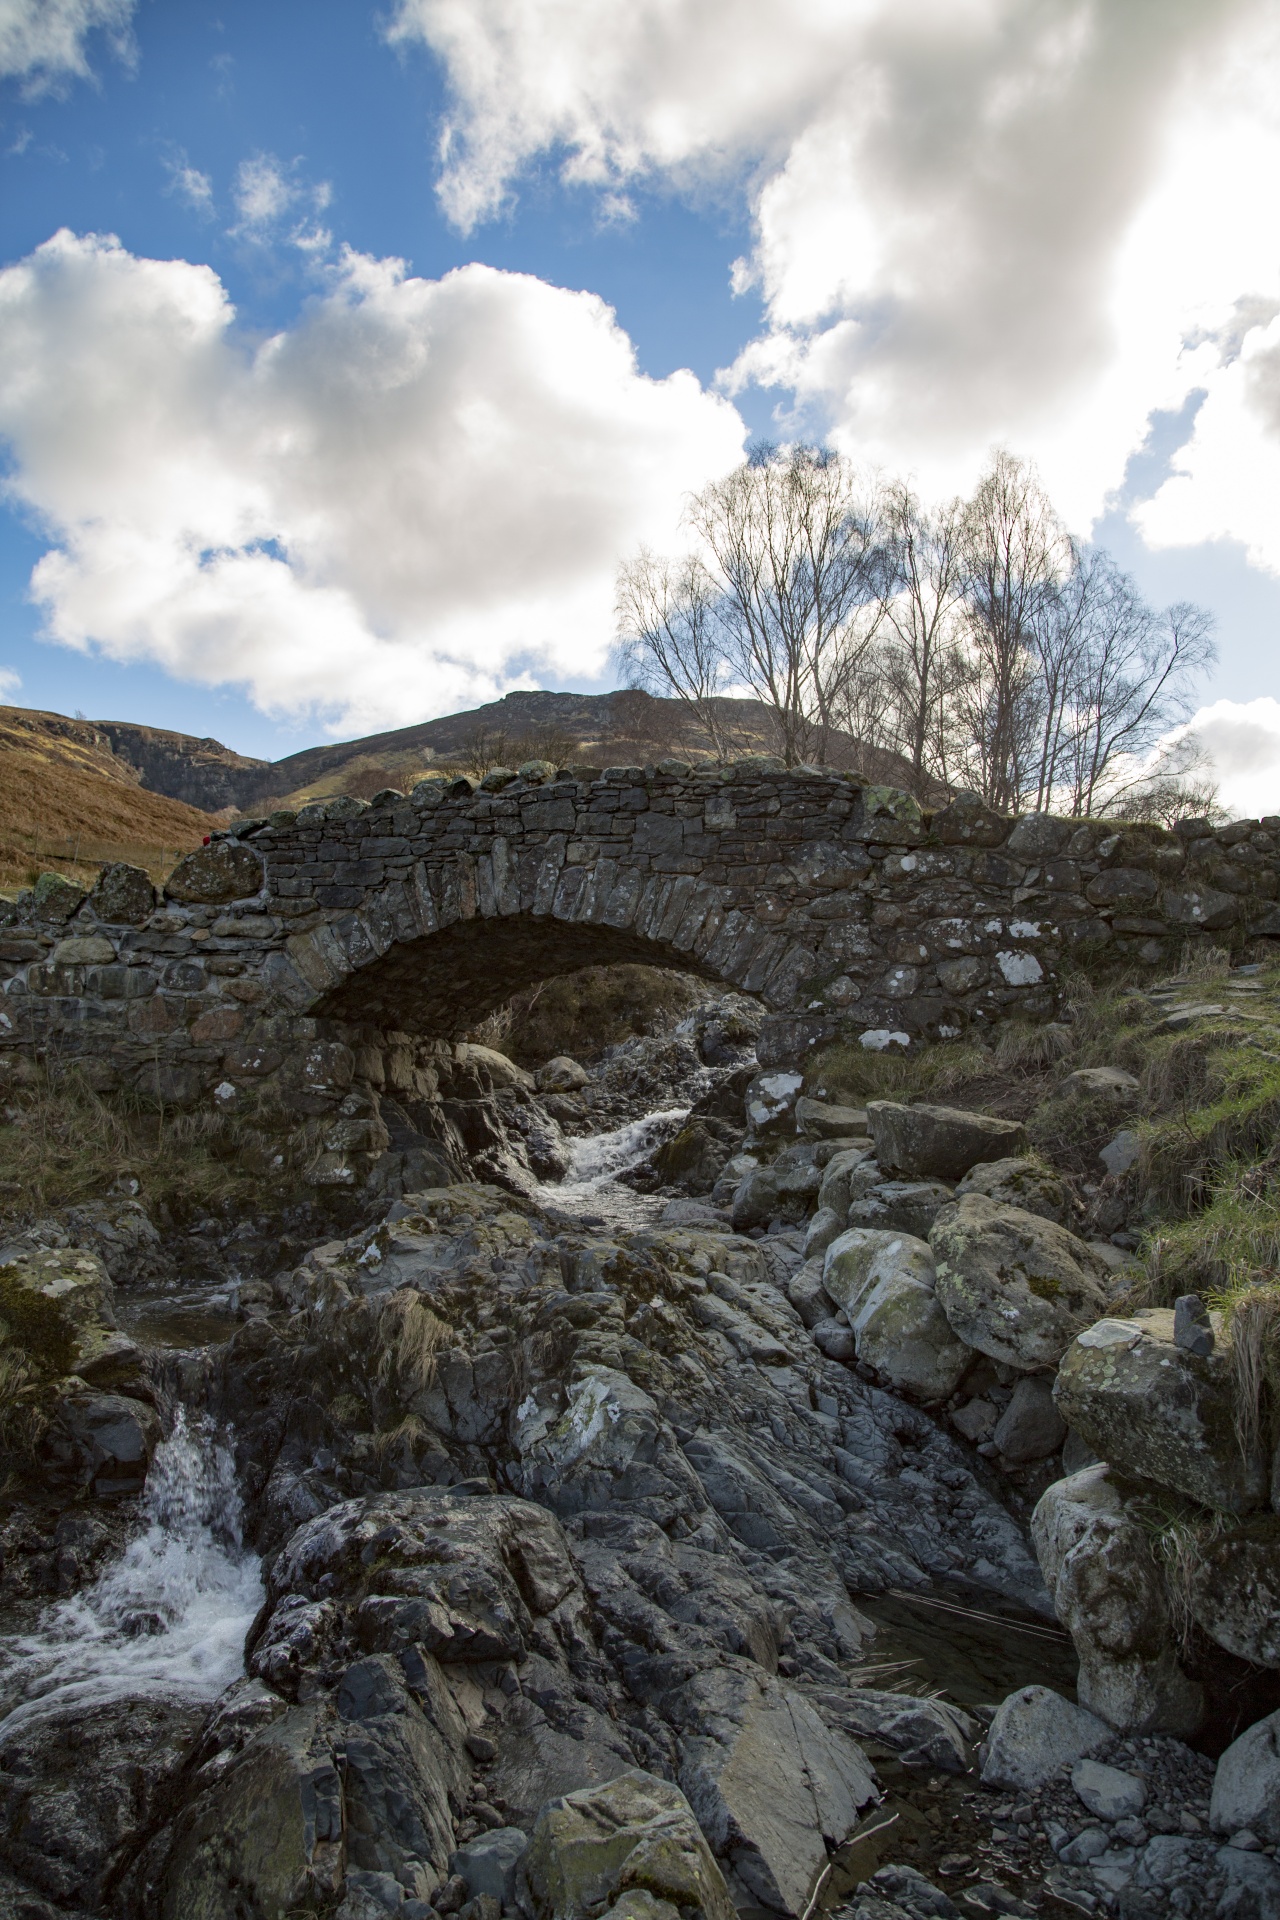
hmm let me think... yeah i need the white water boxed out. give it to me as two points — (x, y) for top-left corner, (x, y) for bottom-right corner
(534, 1106), (689, 1230)
(0, 1410), (264, 1741)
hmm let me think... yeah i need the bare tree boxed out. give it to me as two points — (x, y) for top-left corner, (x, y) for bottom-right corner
(955, 450), (1069, 811)
(876, 483), (967, 796)
(615, 548), (736, 759)
(1059, 580), (1216, 816)
(687, 445), (888, 766)
(1109, 733), (1222, 828)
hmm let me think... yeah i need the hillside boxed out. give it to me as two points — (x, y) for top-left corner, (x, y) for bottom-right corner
(0, 707), (227, 896)
(19, 689), (928, 821)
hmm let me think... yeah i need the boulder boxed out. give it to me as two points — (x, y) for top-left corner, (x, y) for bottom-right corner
(1059, 1067), (1140, 1098)
(793, 1097), (869, 1140)
(451, 1828), (529, 1907)
(165, 841), (264, 905)
(822, 1228), (934, 1315)
(653, 1124), (731, 1194)
(89, 861), (157, 925)
(929, 1195), (1110, 1371)
(992, 1376), (1067, 1463)
(521, 1770), (736, 1920)
(537, 1056), (589, 1093)
(785, 1258), (837, 1329)
(1099, 1129), (1141, 1177)
(817, 1146), (877, 1219)
(30, 872), (86, 921)
(1032, 1466), (1203, 1735)
(1071, 1759), (1145, 1819)
(980, 1685), (1110, 1790)
(677, 1667), (874, 1915)
(803, 1208), (846, 1260)
(744, 1072), (804, 1136)
(1187, 1517), (1280, 1668)
(1210, 1710), (1280, 1847)
(55, 1390), (160, 1496)
(147, 1700), (347, 1917)
(820, 1689), (975, 1775)
(866, 1102), (1027, 1181)
(823, 1229), (971, 1402)
(955, 1156), (1068, 1226)
(1053, 1309), (1269, 1514)
(730, 1157), (820, 1232)
(848, 1180), (954, 1239)
(811, 1319), (857, 1361)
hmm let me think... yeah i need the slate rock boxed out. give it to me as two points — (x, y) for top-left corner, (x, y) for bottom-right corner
(866, 1102), (1027, 1181)
(955, 1156), (1067, 1226)
(848, 1180), (954, 1239)
(88, 861), (156, 926)
(451, 1827), (529, 1906)
(1211, 1709), (1280, 1847)
(1054, 1309), (1269, 1514)
(1072, 1758), (1146, 1819)
(1032, 1466), (1203, 1735)
(930, 1195), (1109, 1371)
(992, 1376), (1067, 1463)
(537, 1056), (589, 1093)
(164, 841), (264, 905)
(521, 1770), (736, 1920)
(1188, 1517), (1280, 1667)
(55, 1389), (160, 1496)
(980, 1685), (1111, 1790)
(823, 1228), (971, 1401)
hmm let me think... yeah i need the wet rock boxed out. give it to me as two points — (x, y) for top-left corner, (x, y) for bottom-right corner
(930, 1196), (1110, 1372)
(1072, 1758), (1145, 1819)
(866, 1103), (1027, 1182)
(1210, 1710), (1280, 1847)
(1032, 1466), (1203, 1735)
(954, 1157), (1068, 1226)
(652, 1123), (733, 1195)
(143, 1698), (347, 1917)
(1187, 1517), (1280, 1667)
(521, 1770), (736, 1920)
(0, 1696), (205, 1910)
(1054, 1309), (1269, 1514)
(53, 1389), (161, 1496)
(859, 1864), (961, 1917)
(165, 841), (264, 905)
(980, 1685), (1111, 1790)
(819, 1690), (974, 1774)
(992, 1376), (1067, 1463)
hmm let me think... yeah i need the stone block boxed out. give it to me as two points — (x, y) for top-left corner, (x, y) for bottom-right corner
(867, 1101), (1027, 1180)
(1054, 1309), (1269, 1514)
(165, 842), (264, 905)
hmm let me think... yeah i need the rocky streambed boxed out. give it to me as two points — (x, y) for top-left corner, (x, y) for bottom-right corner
(0, 999), (1278, 1920)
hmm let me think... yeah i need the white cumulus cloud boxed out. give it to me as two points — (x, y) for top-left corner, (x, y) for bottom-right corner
(0, 665), (21, 700)
(0, 0), (134, 91)
(389, 0), (1280, 532)
(0, 230), (743, 732)
(1181, 698), (1280, 821)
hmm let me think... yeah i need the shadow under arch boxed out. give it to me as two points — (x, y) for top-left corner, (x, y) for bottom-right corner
(311, 914), (724, 1037)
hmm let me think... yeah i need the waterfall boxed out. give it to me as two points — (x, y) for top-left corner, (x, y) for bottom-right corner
(0, 1409), (264, 1741)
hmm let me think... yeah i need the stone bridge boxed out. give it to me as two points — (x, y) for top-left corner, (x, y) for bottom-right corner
(2, 756), (1278, 1191)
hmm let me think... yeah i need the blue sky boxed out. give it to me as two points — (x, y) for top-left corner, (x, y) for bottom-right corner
(2, 0), (1280, 801)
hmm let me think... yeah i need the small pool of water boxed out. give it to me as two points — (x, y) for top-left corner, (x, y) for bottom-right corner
(116, 1286), (241, 1350)
(855, 1585), (1079, 1709)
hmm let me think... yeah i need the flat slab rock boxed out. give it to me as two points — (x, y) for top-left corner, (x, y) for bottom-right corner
(866, 1103), (1028, 1182)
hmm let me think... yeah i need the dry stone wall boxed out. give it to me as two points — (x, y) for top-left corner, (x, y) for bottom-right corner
(2, 757), (1278, 1188)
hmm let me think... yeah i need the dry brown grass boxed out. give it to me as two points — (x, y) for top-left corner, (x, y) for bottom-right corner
(0, 711), (218, 895)
(0, 1058), (267, 1232)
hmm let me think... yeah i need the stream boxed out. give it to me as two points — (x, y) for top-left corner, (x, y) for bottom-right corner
(0, 1410), (263, 1742)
